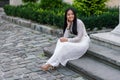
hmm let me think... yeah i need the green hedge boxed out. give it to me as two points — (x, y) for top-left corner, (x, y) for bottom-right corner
(81, 12), (118, 30)
(4, 3), (119, 30)
(40, 0), (62, 9)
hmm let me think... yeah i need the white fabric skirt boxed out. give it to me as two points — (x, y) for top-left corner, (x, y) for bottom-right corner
(47, 36), (90, 67)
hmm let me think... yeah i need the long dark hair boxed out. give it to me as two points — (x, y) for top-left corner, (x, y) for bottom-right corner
(63, 8), (77, 35)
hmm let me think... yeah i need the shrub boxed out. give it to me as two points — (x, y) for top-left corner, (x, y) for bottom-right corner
(73, 0), (108, 16)
(4, 5), (17, 16)
(40, 0), (63, 9)
(81, 12), (119, 30)
(36, 9), (64, 28)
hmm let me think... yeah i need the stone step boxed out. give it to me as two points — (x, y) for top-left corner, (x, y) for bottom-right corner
(68, 55), (120, 80)
(88, 42), (120, 67)
(43, 45), (120, 80)
(90, 32), (120, 51)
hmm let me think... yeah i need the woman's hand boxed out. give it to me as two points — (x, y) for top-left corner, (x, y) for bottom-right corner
(67, 20), (72, 29)
(60, 37), (68, 42)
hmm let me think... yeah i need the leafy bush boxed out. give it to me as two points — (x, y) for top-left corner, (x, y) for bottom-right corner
(81, 12), (119, 30)
(4, 5), (16, 16)
(73, 0), (108, 16)
(40, 0), (62, 9)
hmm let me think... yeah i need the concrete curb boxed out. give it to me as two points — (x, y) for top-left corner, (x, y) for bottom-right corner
(1, 14), (63, 37)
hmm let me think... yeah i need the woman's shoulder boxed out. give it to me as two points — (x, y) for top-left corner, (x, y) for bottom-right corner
(77, 18), (82, 22)
(77, 18), (84, 25)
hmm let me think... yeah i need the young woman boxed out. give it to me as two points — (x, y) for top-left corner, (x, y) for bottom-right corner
(41, 8), (90, 71)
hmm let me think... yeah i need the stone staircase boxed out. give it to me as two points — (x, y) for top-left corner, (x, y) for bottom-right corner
(43, 32), (120, 80)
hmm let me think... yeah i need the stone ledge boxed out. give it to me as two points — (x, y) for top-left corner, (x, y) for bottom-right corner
(1, 15), (63, 37)
(88, 43), (120, 67)
(68, 56), (120, 80)
(90, 32), (120, 51)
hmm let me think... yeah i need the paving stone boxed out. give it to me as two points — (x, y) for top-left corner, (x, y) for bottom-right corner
(37, 71), (48, 75)
(0, 76), (4, 80)
(55, 74), (65, 79)
(29, 73), (44, 79)
(62, 76), (72, 80)
(1, 58), (12, 64)
(3, 71), (14, 78)
(17, 59), (32, 65)
(1, 65), (11, 72)
(13, 68), (31, 76)
(49, 70), (60, 76)
(24, 55), (36, 60)
(46, 76), (56, 80)
(26, 63), (40, 72)
(74, 77), (88, 80)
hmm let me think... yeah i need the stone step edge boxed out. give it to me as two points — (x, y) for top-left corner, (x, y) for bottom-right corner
(87, 43), (120, 67)
(90, 33), (120, 51)
(91, 38), (120, 52)
(90, 33), (120, 47)
(68, 56), (120, 80)
(1, 14), (63, 37)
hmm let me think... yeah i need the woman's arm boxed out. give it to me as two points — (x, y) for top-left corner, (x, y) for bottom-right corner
(68, 20), (84, 42)
(60, 29), (69, 42)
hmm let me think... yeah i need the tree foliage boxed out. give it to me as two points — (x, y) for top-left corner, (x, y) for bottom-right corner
(40, 0), (63, 9)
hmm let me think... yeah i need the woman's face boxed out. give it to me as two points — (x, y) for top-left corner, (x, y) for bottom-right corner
(67, 10), (75, 22)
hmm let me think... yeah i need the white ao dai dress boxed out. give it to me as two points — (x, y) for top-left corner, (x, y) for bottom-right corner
(47, 19), (90, 66)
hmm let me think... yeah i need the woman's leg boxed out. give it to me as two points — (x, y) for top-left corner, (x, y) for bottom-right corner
(46, 39), (64, 66)
(41, 39), (63, 70)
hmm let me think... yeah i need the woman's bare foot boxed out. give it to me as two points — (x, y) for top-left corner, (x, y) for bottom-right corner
(41, 64), (54, 71)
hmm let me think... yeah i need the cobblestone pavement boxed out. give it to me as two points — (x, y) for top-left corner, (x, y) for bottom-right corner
(0, 10), (88, 80)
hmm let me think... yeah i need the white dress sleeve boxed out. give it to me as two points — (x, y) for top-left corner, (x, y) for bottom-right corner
(67, 19), (84, 42)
